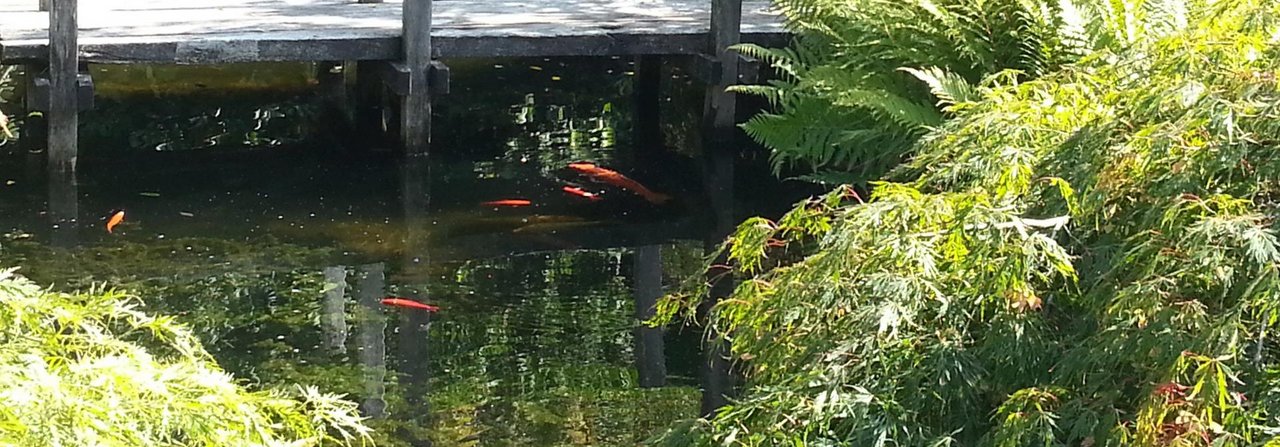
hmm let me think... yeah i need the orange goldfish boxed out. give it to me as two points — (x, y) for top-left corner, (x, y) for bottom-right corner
(381, 297), (440, 312)
(482, 199), (533, 207)
(561, 185), (601, 201)
(105, 210), (125, 233)
(566, 162), (669, 204)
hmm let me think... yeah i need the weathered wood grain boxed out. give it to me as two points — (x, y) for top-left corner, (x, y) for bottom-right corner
(0, 0), (784, 63)
(400, 0), (430, 154)
(47, 0), (77, 173)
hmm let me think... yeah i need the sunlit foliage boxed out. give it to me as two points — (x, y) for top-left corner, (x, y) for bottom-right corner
(0, 66), (19, 145)
(0, 268), (371, 446)
(733, 0), (1079, 183)
(2, 235), (704, 446)
(656, 0), (1280, 445)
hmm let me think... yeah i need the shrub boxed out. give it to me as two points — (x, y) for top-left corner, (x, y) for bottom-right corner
(656, 0), (1280, 445)
(0, 268), (373, 446)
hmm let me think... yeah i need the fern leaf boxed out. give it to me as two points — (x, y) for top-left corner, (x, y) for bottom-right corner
(898, 67), (980, 108)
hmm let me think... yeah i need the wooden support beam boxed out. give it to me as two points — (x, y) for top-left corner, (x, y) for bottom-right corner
(689, 53), (760, 85)
(26, 72), (94, 112)
(698, 0), (742, 418)
(399, 0), (432, 156)
(45, 0), (80, 247)
(428, 60), (450, 96)
(47, 0), (78, 174)
(374, 61), (409, 94)
(373, 60), (450, 96)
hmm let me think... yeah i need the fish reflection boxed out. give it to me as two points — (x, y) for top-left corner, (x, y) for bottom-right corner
(481, 199), (533, 207)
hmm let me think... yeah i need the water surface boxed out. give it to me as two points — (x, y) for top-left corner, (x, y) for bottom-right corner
(0, 57), (804, 445)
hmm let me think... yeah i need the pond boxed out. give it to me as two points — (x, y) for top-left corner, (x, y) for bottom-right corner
(0, 57), (803, 445)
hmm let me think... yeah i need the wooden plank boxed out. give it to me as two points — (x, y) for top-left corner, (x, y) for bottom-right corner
(1, 33), (786, 64)
(47, 0), (77, 174)
(399, 0), (431, 154)
(0, 0), (784, 63)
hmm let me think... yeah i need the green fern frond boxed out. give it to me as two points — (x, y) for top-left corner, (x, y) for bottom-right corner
(731, 43), (804, 80)
(727, 84), (788, 108)
(898, 67), (980, 108)
(737, 0), (1114, 183)
(834, 89), (944, 130)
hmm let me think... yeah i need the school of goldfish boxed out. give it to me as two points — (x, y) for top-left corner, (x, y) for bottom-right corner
(95, 161), (663, 317)
(566, 162), (670, 205)
(479, 162), (669, 208)
(101, 162), (664, 239)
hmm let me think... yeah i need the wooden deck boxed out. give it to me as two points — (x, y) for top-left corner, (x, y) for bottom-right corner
(0, 0), (786, 64)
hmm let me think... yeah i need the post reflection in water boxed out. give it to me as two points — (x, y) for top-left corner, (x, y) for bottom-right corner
(633, 244), (667, 388)
(321, 266), (350, 355)
(47, 167), (78, 248)
(356, 262), (389, 419)
(397, 154), (434, 420)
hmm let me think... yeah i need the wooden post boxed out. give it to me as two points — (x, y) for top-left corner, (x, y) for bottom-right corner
(634, 245), (668, 388)
(399, 0), (432, 155)
(47, 0), (80, 247)
(48, 0), (77, 174)
(38, 0), (47, 11)
(699, 0), (742, 417)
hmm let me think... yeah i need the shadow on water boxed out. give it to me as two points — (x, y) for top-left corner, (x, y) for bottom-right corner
(0, 57), (806, 446)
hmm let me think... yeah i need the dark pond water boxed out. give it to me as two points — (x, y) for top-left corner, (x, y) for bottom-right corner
(0, 58), (802, 445)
